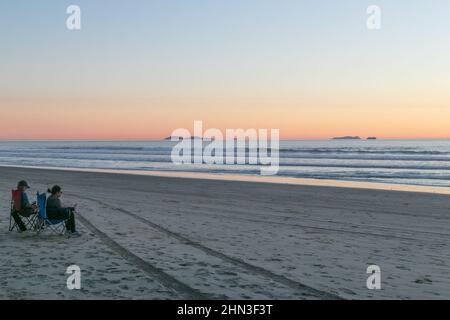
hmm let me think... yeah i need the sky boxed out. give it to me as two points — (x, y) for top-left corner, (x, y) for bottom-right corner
(1, 0), (450, 140)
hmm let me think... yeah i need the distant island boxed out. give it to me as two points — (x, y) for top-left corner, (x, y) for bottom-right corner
(165, 136), (214, 141)
(332, 136), (361, 140)
(332, 136), (378, 140)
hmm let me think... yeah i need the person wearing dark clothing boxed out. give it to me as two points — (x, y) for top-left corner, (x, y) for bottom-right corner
(11, 180), (38, 232)
(46, 185), (80, 236)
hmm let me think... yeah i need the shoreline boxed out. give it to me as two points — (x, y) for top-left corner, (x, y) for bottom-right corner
(1, 164), (449, 195)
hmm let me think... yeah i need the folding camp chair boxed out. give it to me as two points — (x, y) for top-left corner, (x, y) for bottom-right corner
(9, 190), (38, 232)
(36, 192), (68, 235)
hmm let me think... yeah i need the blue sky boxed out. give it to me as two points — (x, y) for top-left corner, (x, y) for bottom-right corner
(1, 1), (450, 139)
(2, 0), (449, 96)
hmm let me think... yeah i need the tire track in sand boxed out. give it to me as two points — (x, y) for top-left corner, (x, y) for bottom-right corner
(75, 194), (343, 300)
(75, 213), (209, 300)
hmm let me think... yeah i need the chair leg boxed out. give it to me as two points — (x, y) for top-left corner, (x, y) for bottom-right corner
(32, 215), (39, 231)
(9, 213), (16, 232)
(36, 222), (42, 234)
(48, 223), (66, 236)
(36, 218), (44, 234)
(25, 215), (39, 231)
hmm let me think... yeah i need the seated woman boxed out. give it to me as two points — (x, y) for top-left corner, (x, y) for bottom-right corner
(46, 185), (81, 237)
(12, 180), (38, 232)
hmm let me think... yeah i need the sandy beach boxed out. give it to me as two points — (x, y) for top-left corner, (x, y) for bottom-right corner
(1, 166), (449, 300)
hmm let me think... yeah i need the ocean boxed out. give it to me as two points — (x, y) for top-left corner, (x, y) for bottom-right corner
(0, 139), (449, 187)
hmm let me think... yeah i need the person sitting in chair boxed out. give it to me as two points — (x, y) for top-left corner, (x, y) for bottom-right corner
(11, 180), (38, 232)
(46, 185), (81, 237)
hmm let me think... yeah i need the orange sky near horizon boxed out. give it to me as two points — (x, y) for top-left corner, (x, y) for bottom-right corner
(1, 93), (449, 140)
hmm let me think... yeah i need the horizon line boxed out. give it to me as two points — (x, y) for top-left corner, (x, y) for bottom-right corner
(0, 137), (449, 142)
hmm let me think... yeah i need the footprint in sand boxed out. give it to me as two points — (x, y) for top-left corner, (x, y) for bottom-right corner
(414, 276), (433, 284)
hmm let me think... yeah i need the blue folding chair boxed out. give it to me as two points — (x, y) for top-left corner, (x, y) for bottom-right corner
(36, 192), (68, 235)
